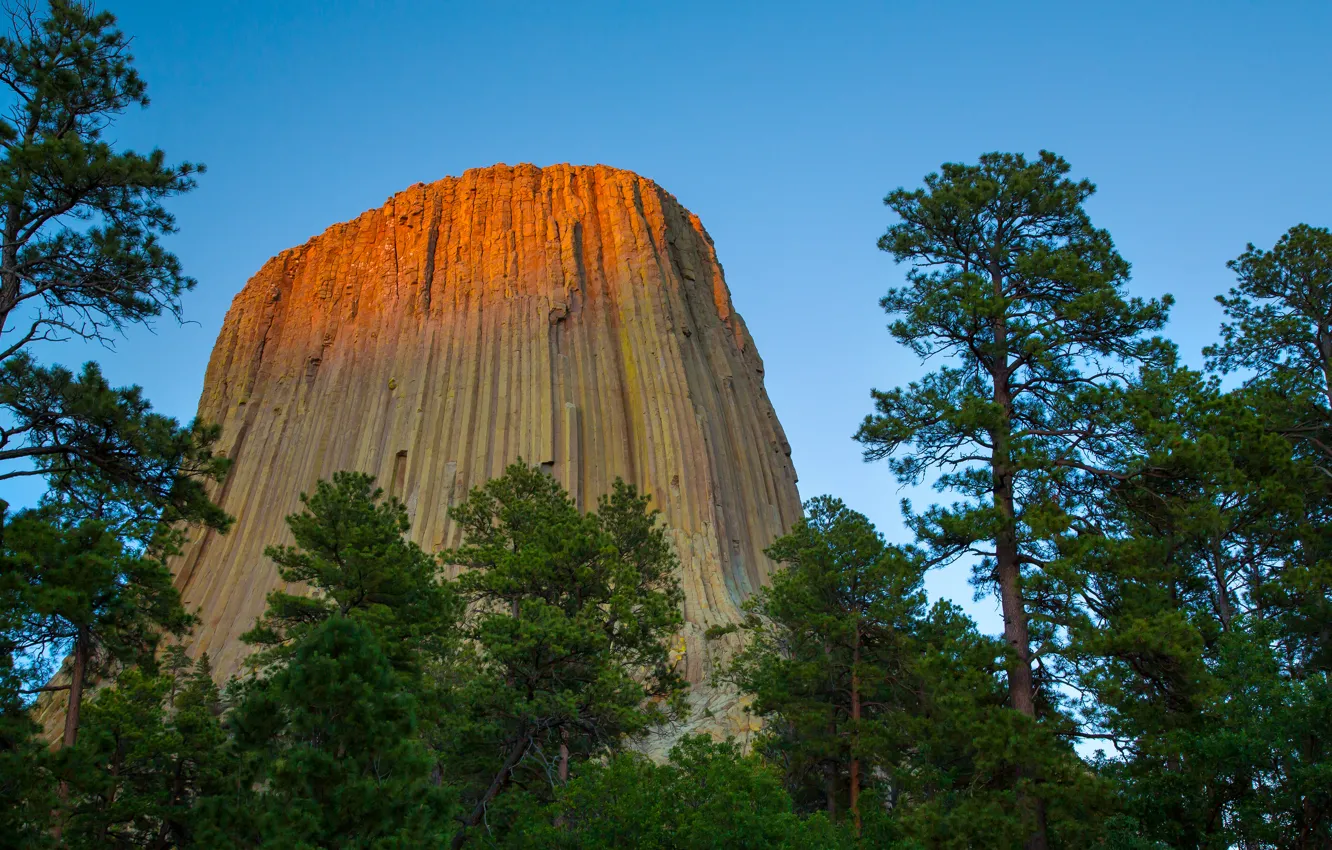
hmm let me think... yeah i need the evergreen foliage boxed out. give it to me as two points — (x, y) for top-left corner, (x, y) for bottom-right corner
(1207, 223), (1332, 411)
(440, 462), (686, 848)
(209, 616), (453, 849)
(1, 355), (230, 545)
(240, 471), (456, 674)
(1039, 222), (1332, 846)
(1059, 365), (1332, 845)
(722, 497), (926, 828)
(55, 649), (231, 848)
(1, 512), (192, 747)
(726, 497), (1115, 845)
(1206, 223), (1332, 676)
(0, 0), (227, 534)
(0, 0), (228, 791)
(0, 0), (203, 362)
(190, 474), (458, 847)
(0, 638), (54, 849)
(854, 150), (1173, 848)
(510, 736), (851, 849)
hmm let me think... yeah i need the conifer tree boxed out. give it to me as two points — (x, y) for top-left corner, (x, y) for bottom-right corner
(196, 474), (458, 846)
(1207, 224), (1332, 417)
(55, 649), (231, 848)
(724, 496), (925, 831)
(727, 497), (1115, 845)
(856, 151), (1171, 849)
(510, 736), (851, 850)
(0, 631), (54, 849)
(214, 616), (453, 849)
(1050, 225), (1332, 846)
(1205, 223), (1332, 672)
(240, 471), (455, 674)
(0, 0), (228, 772)
(1, 512), (192, 748)
(1055, 358), (1331, 846)
(441, 462), (685, 849)
(1, 358), (230, 545)
(871, 600), (1029, 847)
(0, 0), (202, 360)
(0, 0), (226, 512)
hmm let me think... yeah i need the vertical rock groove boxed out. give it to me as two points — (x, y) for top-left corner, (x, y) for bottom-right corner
(172, 163), (801, 739)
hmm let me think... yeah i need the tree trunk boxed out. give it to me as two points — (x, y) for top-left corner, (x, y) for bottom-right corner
(451, 733), (529, 850)
(850, 618), (861, 836)
(52, 632), (91, 840)
(825, 762), (837, 821)
(62, 633), (90, 749)
(990, 262), (1047, 850)
(1, 198), (22, 334)
(1213, 565), (1235, 632)
(551, 727), (572, 830)
(995, 532), (1035, 718)
(996, 493), (1048, 850)
(558, 727), (569, 784)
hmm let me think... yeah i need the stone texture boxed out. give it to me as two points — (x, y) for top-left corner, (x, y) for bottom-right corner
(169, 163), (800, 740)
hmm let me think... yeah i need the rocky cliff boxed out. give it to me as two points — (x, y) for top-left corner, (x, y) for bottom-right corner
(170, 163), (801, 740)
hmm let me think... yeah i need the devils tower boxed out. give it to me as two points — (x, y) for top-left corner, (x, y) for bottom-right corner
(170, 163), (801, 737)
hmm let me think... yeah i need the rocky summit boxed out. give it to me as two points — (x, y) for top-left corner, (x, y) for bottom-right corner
(169, 163), (800, 743)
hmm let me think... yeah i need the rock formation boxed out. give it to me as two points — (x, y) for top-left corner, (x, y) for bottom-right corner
(168, 163), (801, 740)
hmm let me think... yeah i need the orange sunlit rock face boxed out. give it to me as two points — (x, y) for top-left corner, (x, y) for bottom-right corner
(172, 163), (801, 742)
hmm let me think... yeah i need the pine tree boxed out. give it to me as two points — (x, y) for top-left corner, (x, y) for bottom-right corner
(240, 471), (455, 675)
(855, 151), (1172, 849)
(1, 512), (192, 749)
(212, 616), (452, 849)
(1208, 224), (1332, 415)
(0, 630), (55, 849)
(1, 358), (230, 546)
(1051, 358), (1330, 847)
(0, 0), (228, 775)
(0, 0), (202, 362)
(1049, 224), (1332, 846)
(0, 0), (226, 512)
(722, 496), (925, 832)
(186, 470), (459, 846)
(1205, 223), (1332, 672)
(509, 736), (851, 850)
(1198, 224), (1332, 845)
(441, 462), (685, 849)
(871, 600), (1029, 847)
(55, 650), (232, 848)
(726, 496), (1114, 845)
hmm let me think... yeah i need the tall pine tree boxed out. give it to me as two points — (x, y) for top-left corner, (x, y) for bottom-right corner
(0, 1), (228, 769)
(1205, 223), (1332, 672)
(855, 151), (1172, 848)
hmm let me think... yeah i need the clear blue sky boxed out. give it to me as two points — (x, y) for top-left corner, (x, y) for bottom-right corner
(15, 0), (1331, 631)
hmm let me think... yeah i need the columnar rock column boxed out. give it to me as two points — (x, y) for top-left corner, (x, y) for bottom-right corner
(173, 163), (801, 740)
